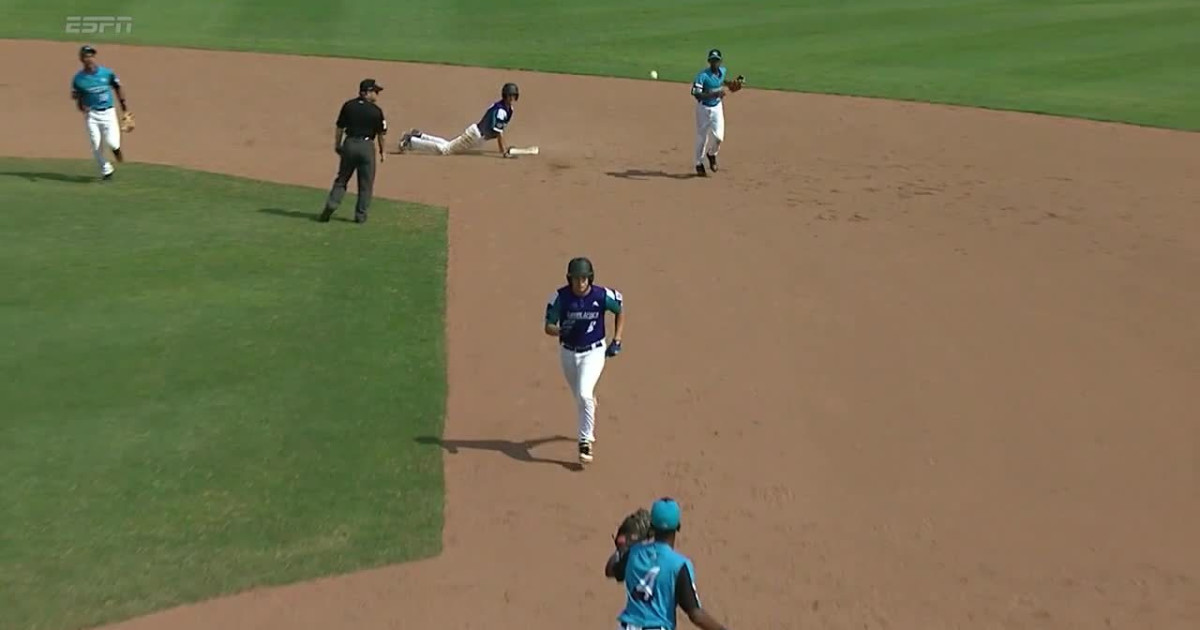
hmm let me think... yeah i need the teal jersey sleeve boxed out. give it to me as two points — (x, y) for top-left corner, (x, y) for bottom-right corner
(604, 288), (623, 314)
(545, 291), (563, 325)
(691, 67), (726, 97)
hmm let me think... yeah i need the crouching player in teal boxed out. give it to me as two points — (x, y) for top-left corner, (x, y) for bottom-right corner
(605, 498), (734, 630)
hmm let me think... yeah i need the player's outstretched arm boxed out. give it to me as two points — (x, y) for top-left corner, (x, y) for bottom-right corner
(496, 135), (510, 157)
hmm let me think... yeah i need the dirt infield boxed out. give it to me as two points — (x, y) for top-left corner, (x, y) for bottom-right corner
(2, 39), (1198, 630)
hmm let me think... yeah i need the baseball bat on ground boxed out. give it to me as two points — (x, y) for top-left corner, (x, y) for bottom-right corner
(507, 146), (539, 156)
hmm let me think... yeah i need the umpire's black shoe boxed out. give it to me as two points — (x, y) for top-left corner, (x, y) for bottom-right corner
(317, 208), (333, 222)
(707, 154), (718, 172)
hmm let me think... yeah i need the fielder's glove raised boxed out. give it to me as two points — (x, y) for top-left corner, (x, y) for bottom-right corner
(723, 75), (746, 93)
(120, 111), (136, 133)
(613, 507), (652, 551)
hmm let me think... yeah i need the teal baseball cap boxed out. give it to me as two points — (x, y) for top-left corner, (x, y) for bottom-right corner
(650, 497), (682, 531)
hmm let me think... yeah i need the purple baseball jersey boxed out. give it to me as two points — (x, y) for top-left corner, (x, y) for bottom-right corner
(545, 284), (623, 349)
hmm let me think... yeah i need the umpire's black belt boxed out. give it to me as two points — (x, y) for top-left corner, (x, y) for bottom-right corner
(561, 340), (604, 353)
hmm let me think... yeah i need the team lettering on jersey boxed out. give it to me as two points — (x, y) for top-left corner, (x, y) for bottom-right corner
(547, 285), (622, 348)
(691, 66), (727, 107)
(72, 67), (119, 110)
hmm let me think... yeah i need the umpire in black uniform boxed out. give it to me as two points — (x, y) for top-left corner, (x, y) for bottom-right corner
(320, 78), (388, 224)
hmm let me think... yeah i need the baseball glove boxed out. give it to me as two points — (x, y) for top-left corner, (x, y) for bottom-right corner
(613, 507), (653, 551)
(120, 111), (136, 133)
(724, 75), (746, 93)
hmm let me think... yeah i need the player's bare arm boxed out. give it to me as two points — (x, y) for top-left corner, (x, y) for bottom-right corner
(603, 547), (627, 580)
(686, 607), (730, 630)
(677, 567), (731, 630)
(611, 309), (625, 344)
(112, 79), (127, 113)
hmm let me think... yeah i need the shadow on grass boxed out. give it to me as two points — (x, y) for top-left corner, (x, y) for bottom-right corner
(0, 171), (96, 184)
(605, 169), (698, 180)
(258, 207), (355, 223)
(414, 435), (583, 472)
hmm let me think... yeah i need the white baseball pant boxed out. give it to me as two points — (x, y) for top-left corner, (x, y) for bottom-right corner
(406, 123), (485, 155)
(84, 107), (121, 176)
(559, 341), (607, 443)
(694, 101), (724, 166)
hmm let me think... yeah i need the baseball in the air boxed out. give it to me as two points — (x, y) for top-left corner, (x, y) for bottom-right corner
(650, 70), (658, 79)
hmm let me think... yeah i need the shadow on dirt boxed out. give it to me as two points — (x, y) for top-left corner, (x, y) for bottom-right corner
(0, 171), (97, 184)
(414, 435), (583, 472)
(605, 169), (698, 180)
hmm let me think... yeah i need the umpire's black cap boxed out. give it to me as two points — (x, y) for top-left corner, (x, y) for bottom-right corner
(359, 78), (383, 93)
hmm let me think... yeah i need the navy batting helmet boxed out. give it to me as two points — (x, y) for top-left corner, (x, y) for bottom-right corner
(502, 82), (520, 99)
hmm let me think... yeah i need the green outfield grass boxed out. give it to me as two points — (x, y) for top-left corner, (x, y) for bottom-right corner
(0, 158), (447, 630)
(2, 0), (1199, 129)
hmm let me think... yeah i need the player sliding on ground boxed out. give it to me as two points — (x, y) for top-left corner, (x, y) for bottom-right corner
(398, 83), (521, 157)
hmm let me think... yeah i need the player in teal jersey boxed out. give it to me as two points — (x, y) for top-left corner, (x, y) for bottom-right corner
(690, 49), (743, 177)
(605, 498), (733, 630)
(70, 45), (130, 180)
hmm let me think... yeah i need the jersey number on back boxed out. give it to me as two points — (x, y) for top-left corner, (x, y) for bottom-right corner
(633, 566), (661, 602)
